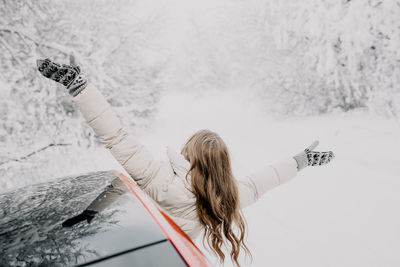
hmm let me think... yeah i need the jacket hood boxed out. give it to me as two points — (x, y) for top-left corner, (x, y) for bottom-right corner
(166, 147), (190, 177)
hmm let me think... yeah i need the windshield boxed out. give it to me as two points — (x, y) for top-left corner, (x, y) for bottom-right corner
(0, 171), (166, 266)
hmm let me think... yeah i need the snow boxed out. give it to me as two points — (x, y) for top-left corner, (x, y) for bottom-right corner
(1, 0), (400, 266)
(147, 90), (400, 267)
(4, 89), (400, 266)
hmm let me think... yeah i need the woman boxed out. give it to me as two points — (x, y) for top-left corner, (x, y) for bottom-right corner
(37, 58), (334, 266)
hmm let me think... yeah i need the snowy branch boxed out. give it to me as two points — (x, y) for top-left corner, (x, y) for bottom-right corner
(0, 143), (72, 166)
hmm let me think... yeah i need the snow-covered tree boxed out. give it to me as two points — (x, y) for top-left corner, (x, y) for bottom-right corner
(0, 0), (166, 167)
(173, 0), (400, 115)
(262, 0), (400, 114)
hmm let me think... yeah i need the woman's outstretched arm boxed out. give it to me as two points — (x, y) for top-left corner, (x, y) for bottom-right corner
(36, 58), (161, 189)
(239, 141), (335, 208)
(73, 84), (162, 188)
(238, 157), (298, 208)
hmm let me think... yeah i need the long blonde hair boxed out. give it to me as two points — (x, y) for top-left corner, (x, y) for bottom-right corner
(181, 129), (251, 266)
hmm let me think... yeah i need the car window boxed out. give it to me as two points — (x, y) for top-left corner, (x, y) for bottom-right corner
(0, 171), (166, 266)
(82, 240), (187, 267)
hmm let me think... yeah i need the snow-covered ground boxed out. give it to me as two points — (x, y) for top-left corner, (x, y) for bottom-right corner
(148, 90), (400, 267)
(2, 89), (399, 266)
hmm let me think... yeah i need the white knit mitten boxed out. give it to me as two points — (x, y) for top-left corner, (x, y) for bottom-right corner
(293, 140), (335, 171)
(37, 56), (87, 97)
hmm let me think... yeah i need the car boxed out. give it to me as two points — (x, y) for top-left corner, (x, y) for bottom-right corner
(0, 170), (211, 267)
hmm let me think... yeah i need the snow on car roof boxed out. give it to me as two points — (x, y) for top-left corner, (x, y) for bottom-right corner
(0, 171), (166, 266)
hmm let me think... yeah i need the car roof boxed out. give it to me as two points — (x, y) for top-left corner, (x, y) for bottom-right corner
(0, 171), (167, 266)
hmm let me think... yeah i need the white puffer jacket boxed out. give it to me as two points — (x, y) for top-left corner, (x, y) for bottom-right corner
(73, 85), (298, 239)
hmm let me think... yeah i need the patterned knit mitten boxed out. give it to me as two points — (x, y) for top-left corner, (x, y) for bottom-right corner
(36, 57), (87, 97)
(293, 140), (335, 171)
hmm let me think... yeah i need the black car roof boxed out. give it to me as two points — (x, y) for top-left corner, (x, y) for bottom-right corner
(0, 171), (166, 266)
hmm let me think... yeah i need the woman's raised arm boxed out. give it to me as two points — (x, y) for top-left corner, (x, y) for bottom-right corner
(36, 58), (162, 189)
(239, 141), (335, 208)
(238, 157), (298, 208)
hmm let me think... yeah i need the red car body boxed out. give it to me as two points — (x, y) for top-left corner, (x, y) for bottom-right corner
(115, 171), (210, 267)
(0, 170), (211, 267)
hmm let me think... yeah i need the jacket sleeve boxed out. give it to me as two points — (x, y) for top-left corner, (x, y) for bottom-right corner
(73, 84), (162, 189)
(238, 157), (298, 208)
